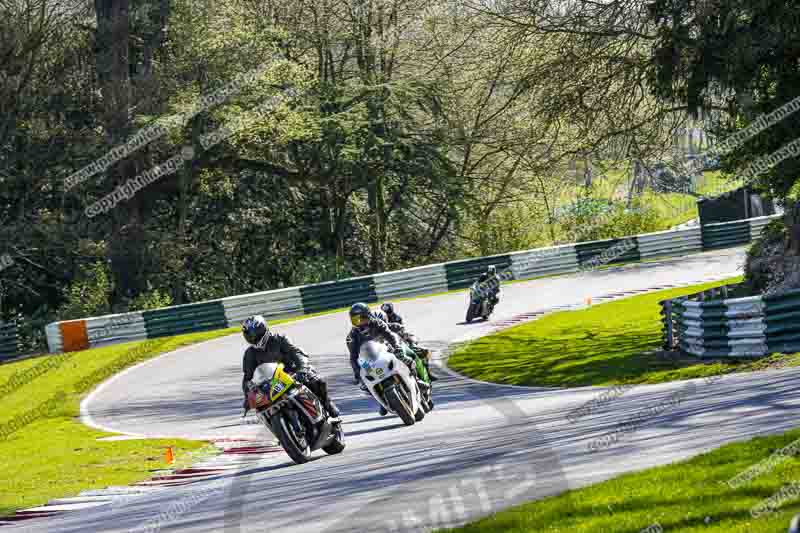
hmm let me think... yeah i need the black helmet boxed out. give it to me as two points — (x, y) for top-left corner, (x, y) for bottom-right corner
(349, 303), (371, 328)
(242, 315), (270, 348)
(380, 302), (394, 315)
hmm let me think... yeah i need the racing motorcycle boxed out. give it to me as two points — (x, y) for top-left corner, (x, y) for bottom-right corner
(246, 362), (345, 464)
(358, 340), (433, 426)
(465, 281), (494, 323)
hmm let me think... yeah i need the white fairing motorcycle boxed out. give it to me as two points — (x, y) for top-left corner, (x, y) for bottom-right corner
(358, 340), (431, 426)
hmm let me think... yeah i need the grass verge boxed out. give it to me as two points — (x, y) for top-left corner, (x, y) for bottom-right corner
(0, 310), (352, 516)
(445, 276), (796, 388)
(437, 428), (800, 533)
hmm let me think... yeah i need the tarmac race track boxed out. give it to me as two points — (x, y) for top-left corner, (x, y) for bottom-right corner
(13, 247), (800, 533)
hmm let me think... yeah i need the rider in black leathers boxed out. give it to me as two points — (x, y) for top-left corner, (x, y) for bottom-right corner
(346, 303), (414, 384)
(380, 302), (403, 325)
(348, 303), (421, 416)
(241, 315), (340, 420)
(380, 302), (438, 381)
(476, 265), (501, 310)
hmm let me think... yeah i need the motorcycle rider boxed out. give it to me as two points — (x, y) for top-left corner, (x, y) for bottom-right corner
(476, 265), (501, 310)
(380, 302), (403, 324)
(379, 302), (438, 382)
(240, 315), (341, 421)
(347, 303), (419, 416)
(348, 303), (416, 381)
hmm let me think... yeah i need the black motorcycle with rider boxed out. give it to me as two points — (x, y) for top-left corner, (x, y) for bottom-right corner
(466, 265), (501, 322)
(379, 302), (437, 382)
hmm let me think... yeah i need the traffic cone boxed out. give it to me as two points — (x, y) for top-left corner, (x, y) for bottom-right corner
(165, 447), (175, 464)
(586, 297), (592, 306)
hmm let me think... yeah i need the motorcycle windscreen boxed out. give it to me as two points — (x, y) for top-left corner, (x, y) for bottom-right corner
(253, 362), (278, 386)
(359, 341), (383, 362)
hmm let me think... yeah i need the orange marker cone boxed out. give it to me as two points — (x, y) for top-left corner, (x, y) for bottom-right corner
(165, 447), (175, 464)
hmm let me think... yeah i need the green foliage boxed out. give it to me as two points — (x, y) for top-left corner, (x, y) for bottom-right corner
(557, 196), (612, 221)
(648, 0), (800, 200)
(0, 0), (752, 331)
(58, 262), (112, 321)
(458, 201), (549, 258)
(127, 289), (173, 312)
(560, 200), (663, 242)
(290, 256), (358, 286)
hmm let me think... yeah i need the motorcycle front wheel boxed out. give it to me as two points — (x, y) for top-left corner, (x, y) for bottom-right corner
(385, 385), (415, 426)
(322, 422), (346, 455)
(465, 302), (477, 323)
(272, 413), (312, 464)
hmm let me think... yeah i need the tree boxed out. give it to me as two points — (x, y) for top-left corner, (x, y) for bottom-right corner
(647, 0), (800, 292)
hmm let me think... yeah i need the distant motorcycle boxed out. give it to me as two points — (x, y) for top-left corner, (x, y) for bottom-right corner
(246, 362), (345, 464)
(358, 340), (432, 426)
(465, 281), (494, 323)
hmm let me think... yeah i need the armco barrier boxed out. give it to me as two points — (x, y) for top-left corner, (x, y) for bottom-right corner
(660, 283), (799, 358)
(0, 321), (21, 362)
(221, 287), (305, 327)
(299, 275), (377, 314)
(702, 219), (751, 250)
(637, 227), (703, 260)
(750, 214), (776, 240)
(45, 214), (782, 354)
(445, 254), (512, 291)
(766, 289), (800, 355)
(86, 312), (147, 348)
(45, 322), (63, 354)
(143, 301), (228, 339)
(509, 245), (578, 279)
(373, 264), (448, 300)
(575, 238), (639, 267)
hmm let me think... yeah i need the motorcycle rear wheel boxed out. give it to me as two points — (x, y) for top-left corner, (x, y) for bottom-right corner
(272, 413), (311, 464)
(385, 385), (415, 426)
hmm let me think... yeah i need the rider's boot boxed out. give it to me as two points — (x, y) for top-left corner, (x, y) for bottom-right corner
(317, 381), (341, 420)
(326, 398), (341, 419)
(379, 406), (388, 416)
